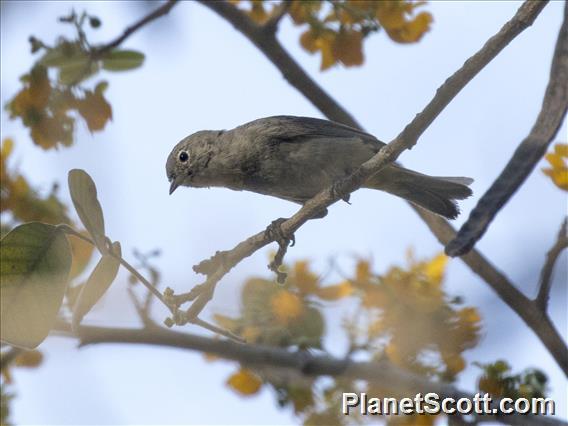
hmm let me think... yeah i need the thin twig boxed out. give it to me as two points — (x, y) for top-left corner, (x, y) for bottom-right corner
(127, 287), (157, 328)
(56, 322), (563, 426)
(536, 218), (568, 311)
(59, 224), (172, 310)
(191, 318), (245, 343)
(94, 0), (179, 56)
(447, 2), (568, 256)
(116, 254), (169, 307)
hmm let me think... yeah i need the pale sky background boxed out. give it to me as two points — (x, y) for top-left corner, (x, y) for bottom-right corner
(1, 1), (567, 425)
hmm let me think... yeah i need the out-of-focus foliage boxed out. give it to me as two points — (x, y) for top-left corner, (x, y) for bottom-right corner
(5, 10), (145, 149)
(0, 170), (123, 349)
(1, 350), (44, 385)
(1, 138), (70, 229)
(71, 242), (121, 327)
(214, 258), (357, 350)
(542, 143), (568, 191)
(213, 254), (484, 425)
(227, 368), (263, 396)
(352, 253), (481, 381)
(1, 138), (95, 277)
(475, 360), (549, 400)
(232, 0), (433, 70)
(0, 222), (72, 349)
(1, 349), (44, 426)
(0, 384), (13, 426)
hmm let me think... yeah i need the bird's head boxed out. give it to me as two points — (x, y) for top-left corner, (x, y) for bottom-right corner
(166, 130), (220, 195)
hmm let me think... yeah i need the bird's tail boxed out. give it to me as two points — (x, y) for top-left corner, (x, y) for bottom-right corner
(366, 164), (473, 219)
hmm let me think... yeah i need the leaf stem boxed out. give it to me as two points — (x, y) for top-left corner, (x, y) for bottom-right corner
(58, 224), (170, 308)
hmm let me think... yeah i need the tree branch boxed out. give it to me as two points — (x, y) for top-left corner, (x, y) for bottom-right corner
(447, 3), (568, 256)
(56, 322), (564, 426)
(536, 218), (568, 311)
(95, 0), (179, 56)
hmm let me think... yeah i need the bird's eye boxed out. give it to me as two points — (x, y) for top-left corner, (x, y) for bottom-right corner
(178, 151), (189, 162)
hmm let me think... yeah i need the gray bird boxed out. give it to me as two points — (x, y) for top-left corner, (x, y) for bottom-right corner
(166, 116), (472, 219)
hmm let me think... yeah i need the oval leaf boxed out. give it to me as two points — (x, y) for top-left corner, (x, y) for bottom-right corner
(58, 59), (100, 85)
(1, 222), (71, 349)
(40, 42), (83, 68)
(40, 48), (69, 68)
(72, 241), (121, 328)
(67, 233), (95, 279)
(68, 169), (106, 252)
(102, 50), (145, 72)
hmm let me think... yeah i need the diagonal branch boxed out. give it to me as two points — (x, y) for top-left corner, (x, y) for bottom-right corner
(447, 3), (568, 256)
(95, 0), (179, 56)
(536, 218), (568, 311)
(190, 0), (568, 375)
(58, 322), (564, 426)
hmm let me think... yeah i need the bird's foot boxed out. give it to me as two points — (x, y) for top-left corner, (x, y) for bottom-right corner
(330, 180), (351, 204)
(266, 218), (295, 247)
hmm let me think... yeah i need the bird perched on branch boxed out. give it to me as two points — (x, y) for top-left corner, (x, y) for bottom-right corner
(166, 116), (472, 219)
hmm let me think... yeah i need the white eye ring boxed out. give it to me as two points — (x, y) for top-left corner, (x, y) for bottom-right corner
(178, 150), (189, 163)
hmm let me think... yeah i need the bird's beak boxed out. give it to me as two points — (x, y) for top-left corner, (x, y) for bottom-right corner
(169, 178), (180, 195)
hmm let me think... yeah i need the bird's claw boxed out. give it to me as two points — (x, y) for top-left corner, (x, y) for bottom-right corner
(266, 218), (295, 247)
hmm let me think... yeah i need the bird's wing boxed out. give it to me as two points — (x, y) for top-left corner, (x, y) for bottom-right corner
(235, 115), (384, 149)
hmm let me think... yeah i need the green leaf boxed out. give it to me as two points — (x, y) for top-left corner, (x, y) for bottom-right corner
(58, 58), (99, 85)
(0, 222), (71, 349)
(39, 44), (77, 67)
(72, 241), (121, 328)
(102, 50), (145, 71)
(40, 49), (67, 67)
(68, 169), (107, 252)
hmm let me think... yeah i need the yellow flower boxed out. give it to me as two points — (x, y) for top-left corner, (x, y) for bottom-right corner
(271, 290), (303, 324)
(227, 368), (262, 395)
(542, 143), (568, 191)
